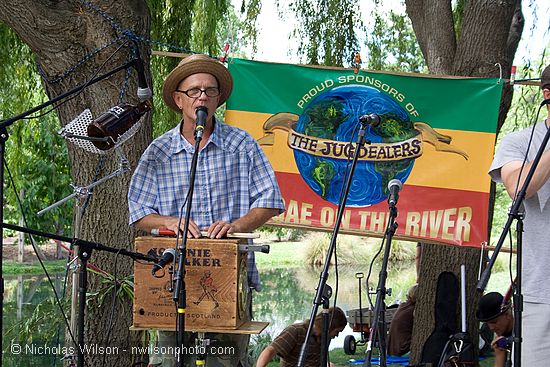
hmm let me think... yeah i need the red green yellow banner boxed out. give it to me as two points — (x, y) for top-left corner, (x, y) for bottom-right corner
(225, 58), (502, 247)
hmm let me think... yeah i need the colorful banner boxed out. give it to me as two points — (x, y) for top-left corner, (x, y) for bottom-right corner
(225, 58), (502, 247)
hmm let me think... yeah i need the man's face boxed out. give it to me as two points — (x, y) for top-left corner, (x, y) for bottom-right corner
(486, 311), (513, 336)
(173, 73), (220, 126)
(329, 326), (345, 339)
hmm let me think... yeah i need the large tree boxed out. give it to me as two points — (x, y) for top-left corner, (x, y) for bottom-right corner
(404, 1), (523, 364)
(0, 1), (152, 365)
(289, 0), (524, 364)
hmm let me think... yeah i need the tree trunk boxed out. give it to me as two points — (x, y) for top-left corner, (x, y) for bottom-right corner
(410, 244), (483, 364)
(404, 0), (522, 364)
(0, 1), (152, 365)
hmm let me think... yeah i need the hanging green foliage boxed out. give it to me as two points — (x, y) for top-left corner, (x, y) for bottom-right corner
(365, 10), (425, 73)
(0, 23), (72, 238)
(288, 0), (362, 66)
(192, 0), (229, 55)
(285, 0), (424, 71)
(147, 0), (196, 136)
(239, 0), (262, 54)
(147, 0), (251, 137)
(453, 0), (465, 40)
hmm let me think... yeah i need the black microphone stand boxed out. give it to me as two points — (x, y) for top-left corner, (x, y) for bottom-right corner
(0, 57), (148, 367)
(3, 223), (156, 367)
(362, 199), (398, 367)
(477, 116), (550, 367)
(297, 118), (371, 367)
(320, 284), (333, 367)
(173, 125), (203, 367)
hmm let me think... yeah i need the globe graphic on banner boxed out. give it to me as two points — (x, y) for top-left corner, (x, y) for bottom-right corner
(294, 85), (417, 207)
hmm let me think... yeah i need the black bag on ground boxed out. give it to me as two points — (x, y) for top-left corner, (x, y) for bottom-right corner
(420, 272), (459, 365)
(437, 332), (475, 367)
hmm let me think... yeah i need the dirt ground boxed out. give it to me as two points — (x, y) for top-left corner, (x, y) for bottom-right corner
(2, 236), (65, 263)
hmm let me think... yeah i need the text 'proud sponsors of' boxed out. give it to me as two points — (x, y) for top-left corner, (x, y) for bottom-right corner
(296, 75), (420, 117)
(272, 199), (473, 243)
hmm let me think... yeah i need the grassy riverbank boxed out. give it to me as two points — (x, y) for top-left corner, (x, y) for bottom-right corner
(2, 259), (67, 275)
(263, 344), (496, 367)
(3, 235), (502, 367)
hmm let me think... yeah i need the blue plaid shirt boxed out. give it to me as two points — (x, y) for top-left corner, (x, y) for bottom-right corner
(128, 119), (285, 290)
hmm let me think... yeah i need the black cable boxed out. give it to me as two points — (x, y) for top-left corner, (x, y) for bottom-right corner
(323, 122), (362, 365)
(3, 156), (80, 361)
(171, 147), (193, 345)
(51, 243), (73, 367)
(332, 122), (360, 308)
(365, 219), (391, 309)
(21, 39), (130, 122)
(101, 248), (123, 366)
(79, 41), (137, 218)
(175, 164), (192, 255)
(79, 156), (106, 219)
(508, 228), (514, 291)
(173, 116), (199, 260)
(336, 122), (360, 205)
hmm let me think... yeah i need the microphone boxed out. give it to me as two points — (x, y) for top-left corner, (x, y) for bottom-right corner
(387, 179), (403, 207)
(152, 248), (176, 275)
(359, 113), (381, 127)
(134, 57), (152, 102)
(540, 98), (550, 107)
(195, 106), (208, 140)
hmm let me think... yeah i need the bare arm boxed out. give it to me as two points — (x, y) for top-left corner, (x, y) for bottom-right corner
(256, 345), (277, 367)
(500, 149), (550, 200)
(491, 337), (508, 367)
(206, 207), (281, 238)
(500, 98), (550, 200)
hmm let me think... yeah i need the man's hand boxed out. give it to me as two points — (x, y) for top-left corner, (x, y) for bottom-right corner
(492, 336), (511, 351)
(135, 214), (202, 238)
(205, 220), (238, 239)
(163, 217), (202, 238)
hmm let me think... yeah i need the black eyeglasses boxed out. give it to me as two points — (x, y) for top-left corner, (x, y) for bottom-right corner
(175, 87), (220, 98)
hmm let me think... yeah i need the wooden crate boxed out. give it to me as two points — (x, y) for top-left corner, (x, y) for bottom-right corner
(133, 236), (248, 330)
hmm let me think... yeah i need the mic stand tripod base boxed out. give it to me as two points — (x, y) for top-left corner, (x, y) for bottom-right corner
(320, 284), (333, 367)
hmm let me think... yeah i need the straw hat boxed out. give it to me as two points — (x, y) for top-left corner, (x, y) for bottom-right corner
(162, 54), (233, 112)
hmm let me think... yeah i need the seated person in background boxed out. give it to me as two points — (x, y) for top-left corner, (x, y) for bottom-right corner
(387, 284), (417, 356)
(476, 292), (513, 367)
(256, 307), (347, 367)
